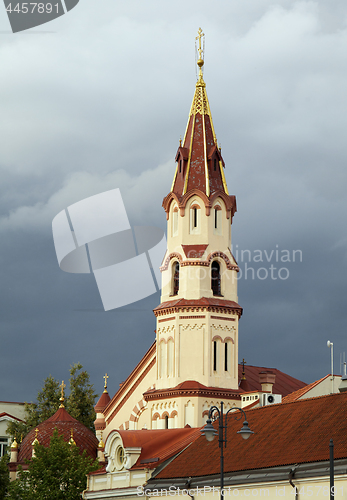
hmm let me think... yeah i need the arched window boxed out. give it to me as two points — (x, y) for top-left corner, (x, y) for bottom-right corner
(173, 262), (179, 295)
(165, 415), (169, 429)
(179, 159), (182, 173)
(224, 342), (228, 372)
(211, 261), (221, 296)
(214, 158), (217, 171)
(190, 204), (201, 234)
(213, 340), (217, 372)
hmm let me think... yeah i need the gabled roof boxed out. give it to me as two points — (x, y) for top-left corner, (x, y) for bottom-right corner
(103, 342), (156, 423)
(282, 374), (331, 403)
(237, 365), (306, 397)
(0, 412), (24, 422)
(154, 392), (347, 479)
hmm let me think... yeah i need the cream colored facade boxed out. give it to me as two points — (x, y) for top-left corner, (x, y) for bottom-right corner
(144, 475), (347, 500)
(0, 401), (25, 457)
(156, 193), (239, 391)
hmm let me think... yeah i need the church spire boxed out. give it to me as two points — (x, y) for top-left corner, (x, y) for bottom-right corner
(170, 28), (230, 200)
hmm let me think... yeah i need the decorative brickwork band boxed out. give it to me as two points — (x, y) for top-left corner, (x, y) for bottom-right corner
(211, 315), (235, 321)
(160, 251), (239, 272)
(179, 315), (205, 320)
(158, 317), (176, 323)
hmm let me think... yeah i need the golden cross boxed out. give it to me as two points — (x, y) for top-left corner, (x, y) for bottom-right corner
(103, 373), (109, 390)
(196, 27), (204, 61)
(60, 380), (66, 399)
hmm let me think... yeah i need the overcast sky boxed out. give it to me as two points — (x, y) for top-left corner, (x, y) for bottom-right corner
(1, 0), (347, 403)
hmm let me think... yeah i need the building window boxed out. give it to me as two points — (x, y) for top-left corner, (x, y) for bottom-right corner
(0, 438), (8, 457)
(189, 204), (201, 234)
(213, 341), (217, 372)
(165, 415), (169, 429)
(179, 159), (182, 173)
(173, 262), (179, 295)
(224, 343), (228, 371)
(214, 158), (217, 171)
(211, 261), (221, 296)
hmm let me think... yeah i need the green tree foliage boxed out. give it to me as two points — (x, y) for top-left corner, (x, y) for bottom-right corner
(0, 453), (10, 498)
(7, 429), (99, 500)
(66, 363), (98, 431)
(7, 364), (98, 440)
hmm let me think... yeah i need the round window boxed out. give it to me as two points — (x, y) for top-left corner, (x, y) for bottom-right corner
(116, 445), (125, 469)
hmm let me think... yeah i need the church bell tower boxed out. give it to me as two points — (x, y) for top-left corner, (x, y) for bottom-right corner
(148, 29), (242, 428)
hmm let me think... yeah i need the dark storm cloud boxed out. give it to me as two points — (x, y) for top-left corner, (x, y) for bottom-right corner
(0, 0), (347, 402)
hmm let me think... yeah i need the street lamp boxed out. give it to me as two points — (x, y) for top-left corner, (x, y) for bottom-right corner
(201, 401), (254, 499)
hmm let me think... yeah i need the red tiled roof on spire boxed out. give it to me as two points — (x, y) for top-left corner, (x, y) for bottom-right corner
(162, 73), (236, 220)
(95, 390), (111, 412)
(154, 392), (347, 479)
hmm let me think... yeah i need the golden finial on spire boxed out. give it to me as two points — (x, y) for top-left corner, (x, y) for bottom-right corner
(196, 27), (205, 73)
(11, 437), (18, 449)
(103, 373), (109, 393)
(69, 429), (76, 446)
(179, 136), (182, 147)
(59, 380), (66, 408)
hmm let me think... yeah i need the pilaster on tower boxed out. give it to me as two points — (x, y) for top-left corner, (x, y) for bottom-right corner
(150, 31), (243, 425)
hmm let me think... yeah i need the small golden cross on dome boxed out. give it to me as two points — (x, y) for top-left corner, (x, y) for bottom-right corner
(103, 373), (109, 391)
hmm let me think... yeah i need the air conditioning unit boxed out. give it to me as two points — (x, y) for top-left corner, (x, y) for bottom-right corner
(263, 394), (282, 406)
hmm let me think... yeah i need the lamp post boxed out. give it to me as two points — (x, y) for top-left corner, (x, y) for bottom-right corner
(201, 402), (254, 500)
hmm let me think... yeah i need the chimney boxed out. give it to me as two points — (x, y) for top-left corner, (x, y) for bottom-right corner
(259, 371), (276, 393)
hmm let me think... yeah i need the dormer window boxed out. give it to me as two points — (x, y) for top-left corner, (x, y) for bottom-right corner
(214, 158), (217, 171)
(179, 159), (182, 173)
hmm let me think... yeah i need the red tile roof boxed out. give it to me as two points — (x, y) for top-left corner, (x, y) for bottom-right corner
(122, 427), (201, 468)
(238, 365), (306, 396)
(95, 390), (111, 412)
(18, 407), (98, 462)
(171, 77), (226, 198)
(154, 298), (242, 313)
(155, 392), (347, 479)
(282, 375), (330, 403)
(144, 380), (242, 402)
